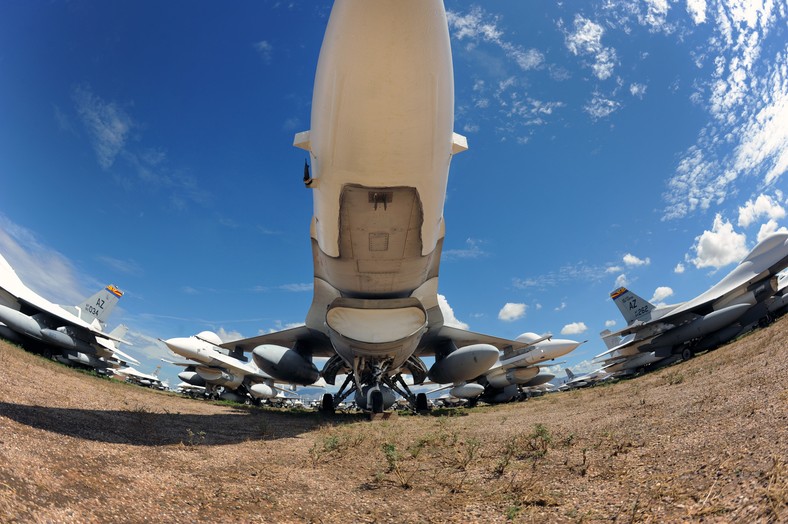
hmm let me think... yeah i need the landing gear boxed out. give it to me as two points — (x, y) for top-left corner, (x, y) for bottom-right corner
(370, 389), (384, 414)
(415, 392), (429, 413)
(320, 393), (335, 414)
(681, 347), (694, 361)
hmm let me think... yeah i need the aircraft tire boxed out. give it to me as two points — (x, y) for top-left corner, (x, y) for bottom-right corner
(681, 347), (694, 361)
(415, 392), (429, 413)
(370, 390), (384, 413)
(320, 393), (334, 413)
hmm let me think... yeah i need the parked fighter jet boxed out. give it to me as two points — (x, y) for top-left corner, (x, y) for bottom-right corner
(216, 0), (545, 413)
(432, 333), (583, 404)
(598, 232), (788, 373)
(53, 324), (140, 372)
(111, 365), (167, 390)
(163, 332), (321, 404)
(558, 367), (611, 390)
(0, 252), (130, 367)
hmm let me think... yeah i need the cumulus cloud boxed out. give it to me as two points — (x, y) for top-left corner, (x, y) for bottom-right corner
(629, 83), (648, 98)
(738, 193), (786, 228)
(689, 214), (749, 269)
(650, 286), (674, 304)
(438, 294), (470, 330)
(623, 253), (650, 267)
(563, 15), (618, 80)
(605, 319), (617, 328)
(498, 302), (527, 322)
(757, 219), (788, 242)
(561, 322), (588, 335)
(674, 263), (685, 274)
(614, 274), (628, 288)
(686, 0), (707, 24)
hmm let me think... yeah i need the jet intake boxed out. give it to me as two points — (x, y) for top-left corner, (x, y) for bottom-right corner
(325, 297), (427, 368)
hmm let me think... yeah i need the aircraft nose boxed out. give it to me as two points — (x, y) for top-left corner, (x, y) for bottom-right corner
(163, 336), (201, 358)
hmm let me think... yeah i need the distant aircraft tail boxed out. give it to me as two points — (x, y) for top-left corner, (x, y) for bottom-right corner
(599, 329), (621, 350)
(69, 285), (124, 326)
(610, 287), (655, 325)
(565, 368), (575, 380)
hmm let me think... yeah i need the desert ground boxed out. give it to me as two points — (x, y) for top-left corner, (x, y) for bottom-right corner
(1, 317), (786, 523)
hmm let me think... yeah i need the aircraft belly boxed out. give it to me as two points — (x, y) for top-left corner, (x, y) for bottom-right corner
(306, 0), (456, 259)
(314, 185), (439, 298)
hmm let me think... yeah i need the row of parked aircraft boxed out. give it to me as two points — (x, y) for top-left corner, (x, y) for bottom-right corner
(2, 1), (787, 413)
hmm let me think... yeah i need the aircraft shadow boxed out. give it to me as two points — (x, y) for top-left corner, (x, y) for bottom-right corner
(0, 401), (366, 446)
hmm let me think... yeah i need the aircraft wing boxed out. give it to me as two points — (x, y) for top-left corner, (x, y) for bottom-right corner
(219, 326), (335, 357)
(424, 326), (548, 355)
(16, 296), (130, 344)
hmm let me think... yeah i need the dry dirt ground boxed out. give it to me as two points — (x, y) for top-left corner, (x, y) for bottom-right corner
(0, 318), (786, 523)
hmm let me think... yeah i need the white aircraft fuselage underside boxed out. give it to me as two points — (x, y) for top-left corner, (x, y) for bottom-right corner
(296, 0), (464, 371)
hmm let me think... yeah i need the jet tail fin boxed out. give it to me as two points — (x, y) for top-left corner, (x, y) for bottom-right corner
(610, 287), (655, 325)
(565, 368), (575, 380)
(70, 285), (124, 326)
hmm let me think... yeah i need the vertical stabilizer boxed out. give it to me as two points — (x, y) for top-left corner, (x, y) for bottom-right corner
(610, 287), (655, 325)
(74, 285), (124, 326)
(565, 368), (576, 380)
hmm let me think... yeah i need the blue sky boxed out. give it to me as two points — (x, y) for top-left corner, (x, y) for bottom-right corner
(1, 1), (786, 387)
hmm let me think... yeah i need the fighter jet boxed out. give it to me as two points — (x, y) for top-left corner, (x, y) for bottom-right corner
(558, 367), (612, 390)
(598, 232), (788, 371)
(215, 1), (545, 413)
(111, 365), (167, 390)
(163, 332), (321, 404)
(431, 333), (583, 404)
(53, 324), (140, 372)
(0, 251), (130, 367)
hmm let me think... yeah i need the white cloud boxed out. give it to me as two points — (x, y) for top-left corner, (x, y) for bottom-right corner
(663, 2), (788, 219)
(447, 7), (544, 72)
(757, 219), (788, 242)
(690, 214), (749, 269)
(254, 40), (273, 64)
(72, 85), (133, 170)
(605, 319), (617, 328)
(554, 302), (567, 312)
(0, 214), (89, 305)
(674, 263), (685, 274)
(564, 15), (618, 80)
(629, 83), (647, 98)
(216, 327), (244, 343)
(623, 253), (650, 267)
(650, 286), (674, 304)
(738, 193), (786, 228)
(443, 238), (487, 260)
(438, 294), (470, 330)
(561, 322), (588, 335)
(584, 92), (621, 120)
(498, 302), (527, 322)
(277, 283), (313, 292)
(614, 273), (628, 288)
(686, 0), (707, 25)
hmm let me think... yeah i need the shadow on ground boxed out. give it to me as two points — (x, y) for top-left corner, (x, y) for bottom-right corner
(0, 401), (366, 446)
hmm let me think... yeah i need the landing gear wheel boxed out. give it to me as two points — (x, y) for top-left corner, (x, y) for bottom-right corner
(681, 347), (694, 361)
(415, 392), (429, 413)
(370, 390), (384, 414)
(320, 393), (335, 413)
(466, 398), (479, 408)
